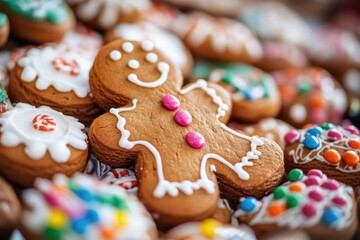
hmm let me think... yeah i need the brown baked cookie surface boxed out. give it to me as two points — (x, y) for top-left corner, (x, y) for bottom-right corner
(9, 45), (102, 125)
(0, 103), (88, 187)
(0, 0), (75, 43)
(235, 169), (358, 240)
(284, 123), (360, 186)
(89, 39), (284, 228)
(0, 12), (9, 47)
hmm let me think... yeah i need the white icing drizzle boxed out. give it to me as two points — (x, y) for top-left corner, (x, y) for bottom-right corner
(127, 62), (170, 88)
(110, 50), (121, 61)
(248, 174), (354, 230)
(145, 53), (158, 63)
(17, 46), (92, 98)
(110, 79), (263, 197)
(122, 42), (134, 53)
(0, 103), (87, 162)
(128, 60), (140, 69)
(289, 126), (360, 173)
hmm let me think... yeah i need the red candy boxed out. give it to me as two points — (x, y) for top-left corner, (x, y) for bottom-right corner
(284, 130), (300, 145)
(307, 169), (323, 178)
(174, 110), (192, 127)
(304, 176), (321, 186)
(161, 94), (180, 111)
(308, 189), (324, 202)
(332, 196), (347, 206)
(302, 203), (317, 218)
(321, 179), (339, 191)
(327, 129), (343, 141)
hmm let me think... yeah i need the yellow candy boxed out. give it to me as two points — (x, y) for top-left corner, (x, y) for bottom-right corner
(48, 209), (67, 228)
(199, 219), (221, 238)
(115, 210), (128, 226)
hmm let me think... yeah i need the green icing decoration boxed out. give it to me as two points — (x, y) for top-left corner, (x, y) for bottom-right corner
(2, 0), (69, 24)
(287, 169), (303, 182)
(0, 12), (7, 27)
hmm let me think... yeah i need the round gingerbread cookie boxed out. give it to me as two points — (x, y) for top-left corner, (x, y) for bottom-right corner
(191, 61), (281, 123)
(66, 0), (150, 30)
(0, 176), (21, 238)
(0, 103), (88, 187)
(89, 39), (284, 228)
(170, 12), (263, 63)
(0, 12), (9, 47)
(283, 123), (360, 186)
(165, 219), (256, 240)
(21, 174), (157, 240)
(105, 21), (193, 76)
(228, 118), (294, 150)
(0, 0), (75, 43)
(272, 67), (348, 128)
(235, 169), (358, 240)
(9, 45), (102, 124)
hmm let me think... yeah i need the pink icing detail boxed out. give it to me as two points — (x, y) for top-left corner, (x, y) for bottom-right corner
(307, 169), (323, 178)
(308, 189), (324, 202)
(344, 125), (360, 135)
(327, 129), (343, 141)
(161, 94), (180, 111)
(321, 179), (339, 191)
(284, 130), (300, 145)
(332, 196), (347, 206)
(310, 109), (326, 124)
(174, 110), (192, 127)
(185, 131), (205, 149)
(304, 176), (321, 186)
(302, 203), (317, 217)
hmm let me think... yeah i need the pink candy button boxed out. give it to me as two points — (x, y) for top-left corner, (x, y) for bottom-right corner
(332, 196), (347, 206)
(321, 179), (339, 191)
(161, 94), (180, 111)
(308, 189), (324, 202)
(284, 130), (300, 145)
(302, 203), (317, 218)
(186, 131), (205, 149)
(327, 129), (342, 141)
(344, 125), (359, 135)
(174, 110), (192, 127)
(307, 169), (323, 178)
(304, 176), (321, 186)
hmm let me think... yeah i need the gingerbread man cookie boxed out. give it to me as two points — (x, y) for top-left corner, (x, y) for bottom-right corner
(191, 61), (281, 122)
(21, 174), (157, 240)
(0, 0), (75, 43)
(170, 12), (263, 63)
(284, 123), (360, 186)
(9, 44), (102, 124)
(0, 103), (88, 187)
(0, 12), (9, 47)
(235, 169), (358, 240)
(66, 0), (150, 30)
(89, 40), (284, 228)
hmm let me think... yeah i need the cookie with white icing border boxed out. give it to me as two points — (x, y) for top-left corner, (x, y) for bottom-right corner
(235, 169), (358, 240)
(0, 103), (88, 187)
(66, 0), (150, 30)
(191, 61), (281, 123)
(272, 67), (348, 128)
(228, 118), (294, 150)
(0, 0), (75, 43)
(284, 123), (360, 186)
(165, 219), (256, 240)
(20, 174), (157, 240)
(0, 12), (9, 48)
(105, 21), (193, 76)
(89, 39), (284, 228)
(170, 12), (263, 63)
(9, 45), (102, 124)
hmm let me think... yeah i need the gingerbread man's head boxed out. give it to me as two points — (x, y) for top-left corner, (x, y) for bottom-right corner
(89, 40), (284, 228)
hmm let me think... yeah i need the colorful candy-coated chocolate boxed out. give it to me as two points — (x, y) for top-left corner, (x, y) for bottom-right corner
(199, 219), (221, 238)
(343, 125), (359, 135)
(288, 182), (305, 192)
(286, 194), (301, 208)
(185, 131), (205, 149)
(307, 169), (323, 178)
(308, 189), (324, 202)
(267, 202), (286, 217)
(321, 179), (339, 191)
(327, 129), (343, 141)
(332, 196), (347, 206)
(273, 186), (288, 200)
(322, 208), (341, 226)
(302, 203), (317, 218)
(161, 94), (180, 111)
(239, 197), (258, 212)
(304, 175), (322, 186)
(287, 169), (303, 182)
(307, 126), (323, 136)
(343, 151), (359, 166)
(323, 149), (341, 164)
(303, 135), (320, 149)
(284, 130), (300, 144)
(348, 139), (360, 150)
(174, 110), (192, 127)
(320, 123), (333, 130)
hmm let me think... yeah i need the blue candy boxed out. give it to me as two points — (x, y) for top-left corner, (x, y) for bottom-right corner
(85, 209), (99, 223)
(74, 188), (94, 202)
(322, 208), (341, 226)
(71, 218), (88, 234)
(239, 197), (257, 212)
(303, 135), (320, 149)
(307, 126), (323, 136)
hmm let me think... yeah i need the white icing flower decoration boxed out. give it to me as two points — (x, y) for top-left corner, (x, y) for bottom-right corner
(18, 46), (92, 98)
(0, 103), (87, 162)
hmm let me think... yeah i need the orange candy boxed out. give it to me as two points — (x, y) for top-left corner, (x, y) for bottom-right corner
(289, 182), (306, 192)
(343, 151), (359, 167)
(324, 149), (341, 164)
(310, 94), (326, 108)
(348, 139), (360, 150)
(280, 85), (295, 103)
(302, 124), (314, 129)
(267, 202), (286, 217)
(101, 227), (116, 239)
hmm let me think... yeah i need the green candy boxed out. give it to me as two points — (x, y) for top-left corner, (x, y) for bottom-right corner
(297, 82), (311, 94)
(273, 186), (288, 200)
(286, 194), (301, 208)
(111, 196), (128, 210)
(320, 122), (334, 130)
(287, 169), (303, 182)
(0, 12), (7, 27)
(43, 227), (62, 240)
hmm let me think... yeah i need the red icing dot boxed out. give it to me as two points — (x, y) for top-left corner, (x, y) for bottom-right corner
(32, 114), (56, 132)
(174, 110), (192, 127)
(307, 169), (323, 178)
(161, 94), (180, 111)
(304, 176), (321, 186)
(186, 131), (205, 149)
(302, 203), (317, 218)
(284, 130), (299, 145)
(321, 179), (339, 191)
(332, 196), (347, 206)
(308, 189), (324, 202)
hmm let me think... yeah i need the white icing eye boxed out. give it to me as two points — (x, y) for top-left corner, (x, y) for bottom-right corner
(110, 50), (121, 61)
(141, 40), (154, 52)
(146, 53), (158, 63)
(128, 60), (140, 69)
(122, 42), (134, 53)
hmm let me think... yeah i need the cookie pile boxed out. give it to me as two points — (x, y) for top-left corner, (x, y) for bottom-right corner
(0, 0), (359, 239)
